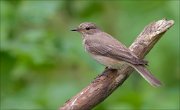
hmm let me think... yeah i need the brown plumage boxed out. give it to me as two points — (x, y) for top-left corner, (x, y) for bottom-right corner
(72, 22), (162, 87)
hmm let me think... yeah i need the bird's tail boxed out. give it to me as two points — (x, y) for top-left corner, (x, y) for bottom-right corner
(132, 65), (162, 87)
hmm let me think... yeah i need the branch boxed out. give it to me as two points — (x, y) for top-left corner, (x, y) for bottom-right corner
(59, 19), (174, 110)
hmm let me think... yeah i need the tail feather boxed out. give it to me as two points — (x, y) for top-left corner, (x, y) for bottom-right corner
(133, 65), (162, 87)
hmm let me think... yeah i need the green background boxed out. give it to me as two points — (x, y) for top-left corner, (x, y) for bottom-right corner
(0, 0), (179, 110)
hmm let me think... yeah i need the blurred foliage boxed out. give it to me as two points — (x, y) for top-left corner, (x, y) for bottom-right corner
(0, 0), (179, 110)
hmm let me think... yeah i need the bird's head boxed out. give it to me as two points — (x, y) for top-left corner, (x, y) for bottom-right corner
(71, 22), (100, 35)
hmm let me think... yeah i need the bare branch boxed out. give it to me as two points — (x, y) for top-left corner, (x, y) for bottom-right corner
(59, 19), (174, 110)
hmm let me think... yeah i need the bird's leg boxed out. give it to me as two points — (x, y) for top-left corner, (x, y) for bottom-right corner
(105, 66), (109, 70)
(104, 67), (117, 73)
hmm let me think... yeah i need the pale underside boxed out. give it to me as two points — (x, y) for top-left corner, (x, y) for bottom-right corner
(90, 53), (127, 69)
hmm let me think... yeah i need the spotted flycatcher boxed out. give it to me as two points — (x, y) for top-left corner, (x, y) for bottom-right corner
(71, 22), (161, 87)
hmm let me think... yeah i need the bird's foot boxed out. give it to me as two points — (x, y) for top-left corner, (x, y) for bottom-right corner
(105, 66), (109, 70)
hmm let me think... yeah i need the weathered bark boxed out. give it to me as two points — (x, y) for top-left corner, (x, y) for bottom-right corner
(59, 19), (174, 110)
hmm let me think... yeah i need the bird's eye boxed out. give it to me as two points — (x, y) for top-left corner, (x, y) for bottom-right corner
(85, 27), (90, 30)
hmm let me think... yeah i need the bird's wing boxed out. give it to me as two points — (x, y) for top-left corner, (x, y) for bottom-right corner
(85, 37), (146, 65)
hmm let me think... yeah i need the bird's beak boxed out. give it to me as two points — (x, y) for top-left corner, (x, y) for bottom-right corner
(71, 28), (79, 31)
(71, 27), (83, 32)
(71, 29), (77, 31)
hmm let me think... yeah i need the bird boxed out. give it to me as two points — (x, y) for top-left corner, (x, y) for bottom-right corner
(71, 22), (162, 87)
